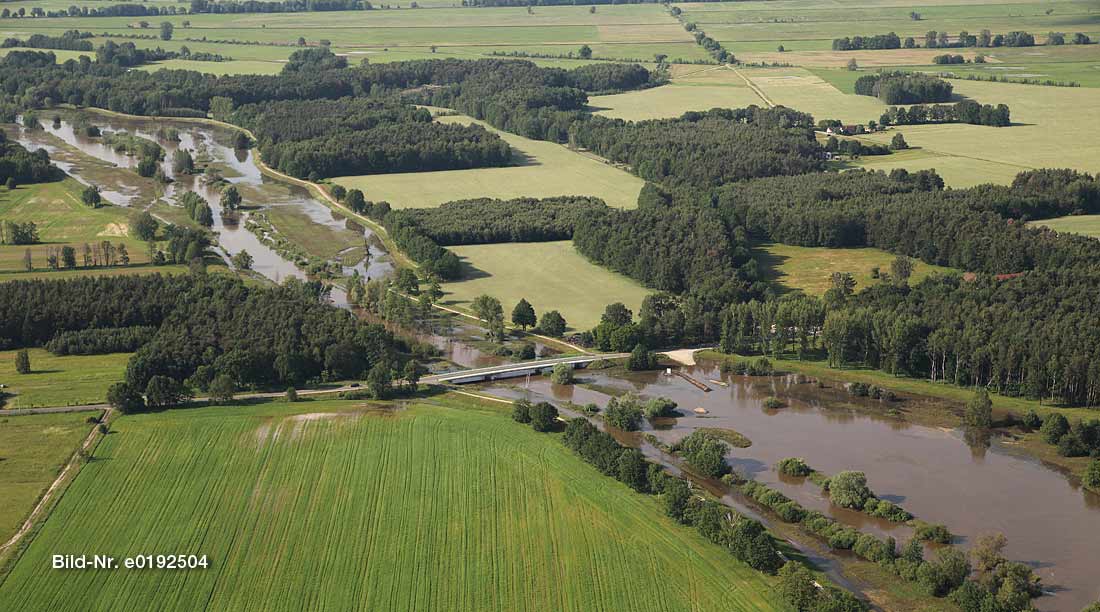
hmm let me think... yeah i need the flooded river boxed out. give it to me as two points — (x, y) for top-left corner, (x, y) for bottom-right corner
(481, 361), (1100, 612)
(13, 111), (393, 303)
(11, 112), (1099, 611)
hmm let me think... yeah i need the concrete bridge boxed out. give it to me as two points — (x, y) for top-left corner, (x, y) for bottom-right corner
(423, 353), (630, 385)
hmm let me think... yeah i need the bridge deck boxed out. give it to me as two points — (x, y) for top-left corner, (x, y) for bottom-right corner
(423, 354), (629, 384)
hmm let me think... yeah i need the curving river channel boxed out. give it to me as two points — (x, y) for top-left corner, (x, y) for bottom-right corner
(13, 111), (1100, 611)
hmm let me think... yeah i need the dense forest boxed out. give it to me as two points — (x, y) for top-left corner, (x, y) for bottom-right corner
(231, 97), (511, 178)
(383, 196), (608, 245)
(854, 72), (953, 104)
(568, 107), (823, 188)
(0, 274), (406, 405)
(0, 131), (60, 184)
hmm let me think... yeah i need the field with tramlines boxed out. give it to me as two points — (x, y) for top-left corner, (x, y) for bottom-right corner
(0, 396), (785, 612)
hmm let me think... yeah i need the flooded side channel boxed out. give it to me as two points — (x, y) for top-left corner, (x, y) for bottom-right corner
(479, 361), (1100, 612)
(13, 111), (393, 304)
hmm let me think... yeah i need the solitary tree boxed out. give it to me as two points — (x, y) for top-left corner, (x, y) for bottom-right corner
(14, 349), (30, 374)
(512, 399), (532, 423)
(829, 471), (873, 509)
(891, 255), (914, 285)
(578, 44), (593, 59)
(890, 132), (909, 150)
(208, 374), (236, 404)
(107, 382), (145, 414)
(131, 211), (159, 241)
(81, 185), (102, 208)
(61, 245), (76, 269)
(538, 310), (566, 337)
(601, 302), (633, 326)
(1084, 459), (1100, 490)
(231, 250), (253, 271)
(529, 402), (559, 432)
(511, 298), (536, 330)
(220, 185), (241, 211)
(550, 363), (574, 385)
(160, 21), (174, 41)
(965, 388), (993, 429)
(847, 58), (859, 71)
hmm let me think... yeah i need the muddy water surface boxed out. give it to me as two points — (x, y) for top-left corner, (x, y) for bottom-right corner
(482, 361), (1100, 612)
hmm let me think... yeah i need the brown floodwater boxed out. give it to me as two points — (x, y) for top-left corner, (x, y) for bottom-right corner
(13, 112), (394, 305)
(481, 361), (1100, 612)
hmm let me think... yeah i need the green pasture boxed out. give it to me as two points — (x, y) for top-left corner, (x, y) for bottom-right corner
(0, 349), (130, 409)
(442, 241), (651, 332)
(753, 242), (955, 296)
(0, 411), (97, 545)
(0, 395), (786, 611)
(1030, 214), (1100, 238)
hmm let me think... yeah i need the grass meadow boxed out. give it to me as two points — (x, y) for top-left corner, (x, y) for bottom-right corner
(0, 411), (97, 544)
(753, 242), (955, 295)
(1030, 214), (1100, 238)
(335, 115), (644, 210)
(0, 177), (191, 281)
(0, 349), (130, 408)
(859, 79), (1100, 176)
(590, 65), (764, 120)
(0, 396), (786, 612)
(442, 241), (651, 332)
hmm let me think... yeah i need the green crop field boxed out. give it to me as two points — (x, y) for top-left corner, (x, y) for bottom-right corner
(0, 411), (96, 544)
(754, 242), (955, 295)
(0, 396), (786, 612)
(335, 114), (643, 210)
(0, 349), (130, 409)
(1030, 214), (1100, 238)
(442, 241), (650, 332)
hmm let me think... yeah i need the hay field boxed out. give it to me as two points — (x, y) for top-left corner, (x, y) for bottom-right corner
(859, 80), (1100, 174)
(845, 147), (1024, 187)
(442, 241), (651, 332)
(0, 397), (786, 612)
(742, 67), (886, 123)
(754, 242), (955, 295)
(0, 349), (130, 409)
(1030, 214), (1100, 238)
(590, 65), (764, 120)
(0, 411), (97, 545)
(334, 115), (643, 210)
(0, 178), (154, 271)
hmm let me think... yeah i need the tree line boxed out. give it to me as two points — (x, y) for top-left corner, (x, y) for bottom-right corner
(879, 100), (1011, 127)
(2, 30), (94, 52)
(381, 196), (608, 245)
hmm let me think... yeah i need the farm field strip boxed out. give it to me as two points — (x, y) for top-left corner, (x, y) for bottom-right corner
(0, 398), (785, 612)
